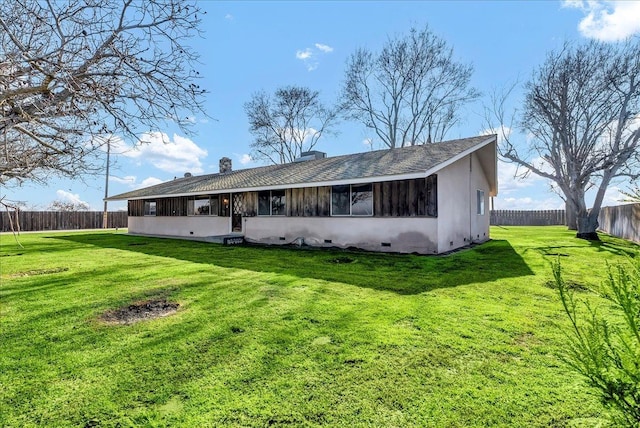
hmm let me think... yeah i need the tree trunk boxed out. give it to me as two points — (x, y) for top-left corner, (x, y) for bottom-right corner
(565, 201), (577, 230)
(576, 214), (599, 240)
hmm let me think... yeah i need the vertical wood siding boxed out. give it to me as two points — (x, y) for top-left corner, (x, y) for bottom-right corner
(123, 176), (438, 220)
(374, 176), (435, 217)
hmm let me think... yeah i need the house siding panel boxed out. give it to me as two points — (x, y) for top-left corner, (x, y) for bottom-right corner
(128, 200), (145, 217)
(156, 197), (187, 216)
(317, 186), (330, 216)
(244, 191), (258, 217)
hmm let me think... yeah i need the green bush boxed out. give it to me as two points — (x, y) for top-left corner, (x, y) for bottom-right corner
(555, 259), (640, 426)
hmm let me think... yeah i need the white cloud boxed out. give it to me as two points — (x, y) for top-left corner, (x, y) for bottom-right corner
(594, 184), (633, 207)
(296, 49), (313, 60)
(238, 154), (252, 165)
(497, 158), (553, 195)
(562, 0), (640, 41)
(55, 190), (91, 207)
(120, 132), (208, 174)
(225, 14), (234, 21)
(494, 195), (564, 210)
(109, 175), (136, 185)
(362, 138), (372, 146)
(296, 42), (334, 71)
(481, 125), (512, 145)
(138, 177), (164, 189)
(315, 43), (334, 53)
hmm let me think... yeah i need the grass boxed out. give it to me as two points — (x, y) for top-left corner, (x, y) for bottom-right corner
(0, 226), (638, 427)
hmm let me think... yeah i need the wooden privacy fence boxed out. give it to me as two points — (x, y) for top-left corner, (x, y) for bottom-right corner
(490, 210), (566, 226)
(598, 204), (640, 244)
(0, 211), (128, 232)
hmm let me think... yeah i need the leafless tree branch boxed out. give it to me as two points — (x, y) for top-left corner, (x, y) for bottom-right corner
(244, 86), (338, 164)
(0, 0), (207, 187)
(341, 25), (479, 148)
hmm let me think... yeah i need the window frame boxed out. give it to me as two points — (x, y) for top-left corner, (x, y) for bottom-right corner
(331, 183), (374, 217)
(257, 190), (287, 216)
(330, 185), (351, 216)
(257, 191), (271, 216)
(143, 200), (156, 216)
(270, 190), (286, 216)
(477, 189), (485, 215)
(187, 195), (220, 216)
(426, 174), (438, 218)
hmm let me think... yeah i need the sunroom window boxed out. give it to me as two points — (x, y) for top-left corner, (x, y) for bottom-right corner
(331, 185), (350, 215)
(187, 196), (220, 216)
(331, 184), (373, 216)
(271, 190), (286, 216)
(258, 190), (286, 216)
(143, 200), (156, 216)
(351, 184), (373, 216)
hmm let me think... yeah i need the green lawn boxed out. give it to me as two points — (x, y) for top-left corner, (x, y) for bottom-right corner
(1, 226), (637, 427)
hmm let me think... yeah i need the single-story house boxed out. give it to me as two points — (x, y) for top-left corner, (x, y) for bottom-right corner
(106, 134), (498, 254)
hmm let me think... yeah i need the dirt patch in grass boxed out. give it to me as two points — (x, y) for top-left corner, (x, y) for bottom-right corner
(100, 299), (179, 324)
(9, 267), (68, 277)
(544, 279), (591, 292)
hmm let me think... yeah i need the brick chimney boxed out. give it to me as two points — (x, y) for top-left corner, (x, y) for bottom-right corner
(219, 157), (232, 174)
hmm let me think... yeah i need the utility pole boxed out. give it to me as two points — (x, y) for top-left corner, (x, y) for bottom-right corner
(102, 139), (111, 228)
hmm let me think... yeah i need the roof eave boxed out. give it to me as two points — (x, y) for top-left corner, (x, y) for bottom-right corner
(105, 135), (499, 201)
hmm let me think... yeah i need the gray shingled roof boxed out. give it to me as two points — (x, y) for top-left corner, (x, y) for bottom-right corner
(107, 135), (494, 200)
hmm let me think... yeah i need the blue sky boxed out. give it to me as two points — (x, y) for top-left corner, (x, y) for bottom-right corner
(6, 0), (640, 211)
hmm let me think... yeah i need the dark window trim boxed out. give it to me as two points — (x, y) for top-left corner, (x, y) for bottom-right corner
(477, 189), (485, 216)
(331, 183), (373, 217)
(144, 200), (156, 216)
(257, 190), (286, 216)
(187, 195), (220, 216)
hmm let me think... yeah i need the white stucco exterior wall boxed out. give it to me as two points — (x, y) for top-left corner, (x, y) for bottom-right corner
(437, 155), (471, 253)
(244, 216), (438, 254)
(436, 153), (490, 253)
(469, 152), (491, 244)
(128, 216), (230, 238)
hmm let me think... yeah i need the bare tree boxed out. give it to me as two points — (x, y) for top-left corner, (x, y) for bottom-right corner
(340, 25), (479, 149)
(0, 0), (206, 189)
(244, 86), (337, 164)
(488, 40), (640, 239)
(621, 184), (640, 203)
(48, 200), (90, 212)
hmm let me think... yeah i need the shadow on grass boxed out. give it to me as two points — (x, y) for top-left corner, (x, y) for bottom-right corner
(52, 234), (534, 295)
(589, 239), (638, 257)
(523, 235), (639, 259)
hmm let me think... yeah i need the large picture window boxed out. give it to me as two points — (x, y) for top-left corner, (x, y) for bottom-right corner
(351, 184), (373, 216)
(331, 184), (373, 216)
(258, 190), (286, 216)
(331, 185), (350, 216)
(144, 200), (156, 216)
(188, 196), (220, 216)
